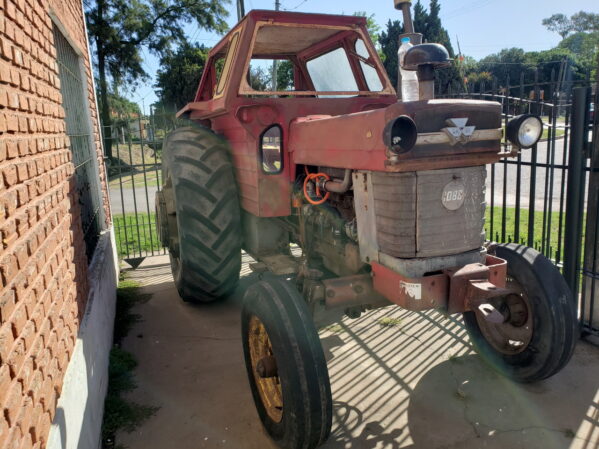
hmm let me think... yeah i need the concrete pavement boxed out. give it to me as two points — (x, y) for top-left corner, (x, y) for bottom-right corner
(117, 255), (599, 449)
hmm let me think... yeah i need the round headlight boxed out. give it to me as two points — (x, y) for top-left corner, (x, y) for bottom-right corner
(506, 114), (543, 149)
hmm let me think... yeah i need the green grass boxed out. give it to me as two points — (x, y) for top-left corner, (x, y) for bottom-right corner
(114, 213), (162, 259)
(378, 317), (403, 328)
(541, 127), (565, 140)
(501, 125), (565, 141)
(113, 207), (575, 264)
(102, 280), (158, 448)
(109, 171), (162, 189)
(485, 205), (585, 263)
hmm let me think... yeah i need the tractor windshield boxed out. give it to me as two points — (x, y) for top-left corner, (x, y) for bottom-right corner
(239, 22), (392, 97)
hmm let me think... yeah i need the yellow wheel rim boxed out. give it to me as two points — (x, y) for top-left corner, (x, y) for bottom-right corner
(248, 315), (284, 423)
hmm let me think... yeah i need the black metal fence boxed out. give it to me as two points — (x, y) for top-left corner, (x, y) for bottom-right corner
(104, 108), (181, 268)
(106, 73), (598, 337)
(442, 74), (597, 338)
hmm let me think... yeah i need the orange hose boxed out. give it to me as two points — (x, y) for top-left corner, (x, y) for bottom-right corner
(303, 172), (330, 205)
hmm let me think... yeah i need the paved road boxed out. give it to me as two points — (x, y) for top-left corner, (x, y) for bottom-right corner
(486, 137), (589, 211)
(109, 186), (158, 215)
(117, 255), (599, 449)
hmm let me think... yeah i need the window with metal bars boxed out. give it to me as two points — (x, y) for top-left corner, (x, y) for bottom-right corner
(53, 25), (104, 260)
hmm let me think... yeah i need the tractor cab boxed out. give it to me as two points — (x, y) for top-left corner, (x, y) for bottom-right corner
(182, 10), (395, 106)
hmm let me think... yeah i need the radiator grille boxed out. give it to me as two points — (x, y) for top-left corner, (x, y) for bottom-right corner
(372, 167), (486, 258)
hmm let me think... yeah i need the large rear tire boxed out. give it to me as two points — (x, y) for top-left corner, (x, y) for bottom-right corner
(463, 243), (578, 382)
(160, 126), (242, 302)
(241, 278), (332, 449)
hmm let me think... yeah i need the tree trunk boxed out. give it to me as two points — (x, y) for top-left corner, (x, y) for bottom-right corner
(97, 47), (112, 159)
(96, 0), (113, 159)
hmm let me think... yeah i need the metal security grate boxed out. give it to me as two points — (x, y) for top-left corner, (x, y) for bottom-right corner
(53, 25), (103, 260)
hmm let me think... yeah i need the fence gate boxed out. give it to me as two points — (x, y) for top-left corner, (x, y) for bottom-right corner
(581, 85), (599, 338)
(106, 110), (178, 268)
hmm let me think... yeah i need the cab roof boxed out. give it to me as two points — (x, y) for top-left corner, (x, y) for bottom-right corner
(209, 9), (368, 57)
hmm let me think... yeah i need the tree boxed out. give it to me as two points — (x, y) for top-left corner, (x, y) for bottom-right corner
(155, 41), (209, 111)
(542, 13), (572, 39)
(379, 20), (403, 87)
(559, 31), (599, 79)
(380, 0), (460, 94)
(276, 60), (294, 91)
(478, 48), (531, 85)
(107, 92), (141, 117)
(353, 12), (381, 48)
(85, 0), (229, 158)
(543, 11), (599, 38)
(570, 11), (599, 33)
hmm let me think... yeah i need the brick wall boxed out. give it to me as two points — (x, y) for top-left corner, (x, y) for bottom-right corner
(0, 0), (109, 447)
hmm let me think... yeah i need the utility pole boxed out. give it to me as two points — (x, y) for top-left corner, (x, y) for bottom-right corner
(272, 0), (280, 91)
(237, 0), (245, 22)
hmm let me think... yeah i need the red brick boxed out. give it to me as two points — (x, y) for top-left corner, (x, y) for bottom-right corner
(6, 141), (18, 159)
(35, 412), (50, 445)
(1, 425), (20, 449)
(0, 253), (18, 287)
(0, 289), (16, 322)
(0, 322), (15, 363)
(2, 164), (17, 186)
(14, 244), (27, 269)
(3, 378), (23, 426)
(7, 338), (26, 377)
(0, 363), (11, 399)
(0, 415), (9, 449)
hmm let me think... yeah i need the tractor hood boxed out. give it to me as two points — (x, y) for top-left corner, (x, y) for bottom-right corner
(289, 99), (503, 172)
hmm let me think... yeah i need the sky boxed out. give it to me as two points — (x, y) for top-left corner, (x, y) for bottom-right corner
(125, 0), (599, 112)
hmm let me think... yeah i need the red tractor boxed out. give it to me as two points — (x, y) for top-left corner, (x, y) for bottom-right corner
(156, 3), (577, 448)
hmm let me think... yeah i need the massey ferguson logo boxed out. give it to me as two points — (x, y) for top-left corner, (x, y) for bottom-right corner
(443, 118), (476, 145)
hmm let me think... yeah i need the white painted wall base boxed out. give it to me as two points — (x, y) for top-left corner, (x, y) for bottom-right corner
(47, 228), (119, 449)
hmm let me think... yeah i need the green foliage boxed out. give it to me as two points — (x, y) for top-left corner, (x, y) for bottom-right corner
(155, 41), (209, 110)
(113, 213), (162, 259)
(113, 279), (149, 343)
(276, 60), (294, 91)
(353, 11), (381, 48)
(102, 282), (157, 447)
(86, 0), (228, 87)
(380, 0), (460, 94)
(478, 47), (530, 85)
(379, 19), (403, 87)
(248, 66), (271, 91)
(86, 0), (229, 157)
(102, 347), (158, 443)
(466, 45), (591, 93)
(559, 31), (599, 79)
(108, 92), (141, 118)
(542, 13), (572, 39)
(543, 11), (599, 38)
(378, 317), (403, 327)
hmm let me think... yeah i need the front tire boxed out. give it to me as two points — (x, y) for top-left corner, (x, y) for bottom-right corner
(464, 243), (578, 382)
(161, 126), (242, 302)
(241, 278), (332, 449)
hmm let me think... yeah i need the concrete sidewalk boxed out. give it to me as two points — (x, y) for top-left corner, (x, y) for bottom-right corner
(117, 255), (599, 449)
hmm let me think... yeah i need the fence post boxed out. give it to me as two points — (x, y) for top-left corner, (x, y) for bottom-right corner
(563, 87), (591, 296)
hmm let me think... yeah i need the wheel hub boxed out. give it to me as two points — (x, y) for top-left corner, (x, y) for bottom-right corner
(248, 316), (283, 423)
(475, 280), (533, 355)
